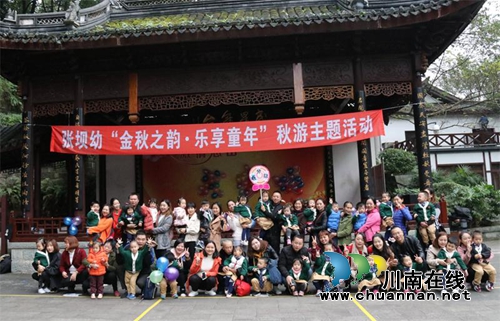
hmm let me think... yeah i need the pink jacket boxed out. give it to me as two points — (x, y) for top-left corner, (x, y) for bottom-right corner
(358, 208), (381, 242)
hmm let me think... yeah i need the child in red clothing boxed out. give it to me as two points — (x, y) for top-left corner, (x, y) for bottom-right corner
(87, 242), (108, 299)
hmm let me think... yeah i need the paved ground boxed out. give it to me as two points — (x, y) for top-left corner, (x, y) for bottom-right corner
(1, 240), (499, 321)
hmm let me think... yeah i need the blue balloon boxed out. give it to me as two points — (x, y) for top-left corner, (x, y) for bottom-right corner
(324, 252), (352, 286)
(156, 257), (169, 273)
(68, 225), (78, 236)
(63, 217), (73, 226)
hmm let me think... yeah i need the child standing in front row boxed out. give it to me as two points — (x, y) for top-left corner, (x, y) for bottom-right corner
(33, 237), (50, 294)
(280, 204), (300, 245)
(173, 197), (188, 241)
(234, 196), (252, 246)
(87, 242), (108, 299)
(116, 239), (149, 300)
(250, 258), (273, 296)
(470, 230), (496, 292)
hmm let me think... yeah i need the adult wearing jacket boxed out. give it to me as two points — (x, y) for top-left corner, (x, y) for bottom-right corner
(83, 240), (121, 296)
(32, 239), (62, 292)
(278, 236), (311, 294)
(260, 191), (285, 254)
(132, 230), (156, 293)
(390, 227), (426, 272)
(87, 204), (113, 244)
(358, 198), (381, 244)
(59, 236), (89, 294)
(247, 237), (281, 293)
(151, 199), (173, 258)
(392, 195), (413, 235)
(187, 241), (221, 297)
(166, 240), (192, 297)
(305, 199), (329, 247)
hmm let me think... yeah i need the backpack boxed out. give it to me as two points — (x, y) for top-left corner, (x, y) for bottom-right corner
(234, 279), (251, 297)
(0, 254), (11, 274)
(142, 277), (158, 300)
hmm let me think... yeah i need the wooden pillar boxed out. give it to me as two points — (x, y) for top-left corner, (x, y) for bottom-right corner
(293, 63), (305, 115)
(73, 75), (85, 216)
(412, 75), (432, 189)
(128, 73), (140, 123)
(354, 58), (373, 200)
(20, 79), (34, 219)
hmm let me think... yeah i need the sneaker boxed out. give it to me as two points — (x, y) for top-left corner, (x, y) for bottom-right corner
(160, 294), (166, 300)
(188, 291), (199, 297)
(120, 292), (128, 299)
(473, 283), (482, 293)
(465, 283), (472, 290)
(97, 293), (103, 299)
(253, 292), (261, 297)
(486, 281), (494, 292)
(172, 293), (178, 299)
(38, 288), (46, 294)
(274, 286), (282, 295)
(298, 291), (304, 297)
(226, 293), (232, 298)
(114, 291), (120, 297)
(260, 293), (269, 297)
(316, 290), (321, 297)
(180, 293), (187, 297)
(91, 293), (96, 299)
(128, 294), (136, 300)
(43, 287), (51, 293)
(206, 290), (217, 296)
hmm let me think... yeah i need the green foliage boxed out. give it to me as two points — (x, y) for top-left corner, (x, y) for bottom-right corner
(379, 148), (417, 176)
(0, 112), (22, 126)
(41, 176), (67, 217)
(0, 76), (22, 114)
(0, 174), (21, 211)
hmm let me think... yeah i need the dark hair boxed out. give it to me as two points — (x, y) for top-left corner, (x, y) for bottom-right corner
(90, 201), (99, 207)
(177, 197), (186, 205)
(36, 237), (47, 249)
(136, 230), (147, 237)
(343, 201), (353, 208)
(173, 239), (185, 249)
(258, 257), (268, 265)
(458, 231), (471, 246)
(315, 198), (326, 205)
(261, 191), (269, 197)
(365, 197), (377, 205)
(159, 199), (172, 214)
(292, 235), (304, 242)
(354, 232), (366, 243)
(418, 191), (429, 199)
(110, 198), (120, 206)
(472, 230), (483, 238)
(238, 195), (247, 202)
(211, 202), (222, 213)
(393, 194), (404, 200)
(292, 258), (303, 267)
(283, 203), (293, 211)
(186, 202), (196, 209)
(129, 192), (139, 200)
(123, 205), (134, 213)
(382, 192), (391, 198)
(148, 198), (157, 205)
(293, 198), (304, 208)
(356, 202), (365, 210)
(48, 239), (60, 253)
(432, 232), (449, 249)
(371, 234), (393, 260)
(202, 240), (219, 258)
(101, 204), (111, 216)
(201, 200), (210, 206)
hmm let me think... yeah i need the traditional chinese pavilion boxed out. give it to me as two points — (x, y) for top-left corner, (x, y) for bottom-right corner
(0, 0), (485, 239)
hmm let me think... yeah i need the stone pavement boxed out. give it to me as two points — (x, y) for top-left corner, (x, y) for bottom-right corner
(1, 240), (499, 321)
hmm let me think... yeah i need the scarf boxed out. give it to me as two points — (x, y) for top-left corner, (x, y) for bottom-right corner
(292, 267), (302, 280)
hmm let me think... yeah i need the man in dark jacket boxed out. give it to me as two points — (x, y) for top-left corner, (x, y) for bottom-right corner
(390, 227), (426, 272)
(278, 235), (311, 293)
(261, 191), (284, 254)
(134, 230), (156, 293)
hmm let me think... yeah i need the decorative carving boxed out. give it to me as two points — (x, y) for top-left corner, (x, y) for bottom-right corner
(303, 61), (353, 86)
(304, 86), (354, 101)
(33, 89), (294, 117)
(364, 82), (412, 97)
(64, 0), (81, 27)
(362, 57), (412, 82)
(32, 75), (73, 103)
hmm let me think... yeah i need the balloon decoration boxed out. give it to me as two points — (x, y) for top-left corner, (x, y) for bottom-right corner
(273, 165), (304, 195)
(149, 270), (163, 284)
(68, 225), (78, 236)
(198, 168), (226, 199)
(156, 257), (169, 273)
(63, 217), (73, 226)
(164, 267), (179, 282)
(71, 216), (82, 226)
(235, 164), (253, 197)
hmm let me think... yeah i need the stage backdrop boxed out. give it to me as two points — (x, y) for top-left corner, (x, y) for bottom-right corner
(142, 147), (326, 208)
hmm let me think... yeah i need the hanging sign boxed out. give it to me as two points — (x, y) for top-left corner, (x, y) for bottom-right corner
(50, 110), (385, 155)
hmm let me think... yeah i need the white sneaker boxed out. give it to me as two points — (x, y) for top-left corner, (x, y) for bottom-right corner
(180, 293), (187, 297)
(206, 290), (217, 296)
(188, 291), (199, 297)
(38, 288), (46, 294)
(274, 287), (282, 295)
(43, 287), (51, 293)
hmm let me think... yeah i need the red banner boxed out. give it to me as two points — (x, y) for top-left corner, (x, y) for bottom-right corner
(50, 110), (385, 155)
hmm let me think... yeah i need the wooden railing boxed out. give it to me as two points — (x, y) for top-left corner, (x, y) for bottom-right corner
(11, 217), (86, 242)
(393, 132), (499, 152)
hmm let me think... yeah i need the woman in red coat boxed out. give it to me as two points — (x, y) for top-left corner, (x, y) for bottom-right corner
(59, 236), (89, 294)
(186, 240), (221, 297)
(110, 198), (122, 240)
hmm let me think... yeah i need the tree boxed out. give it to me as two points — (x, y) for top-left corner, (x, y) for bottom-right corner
(0, 76), (22, 126)
(426, 3), (500, 114)
(0, 0), (100, 18)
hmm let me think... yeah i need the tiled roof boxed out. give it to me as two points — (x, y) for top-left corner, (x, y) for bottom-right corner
(0, 0), (464, 44)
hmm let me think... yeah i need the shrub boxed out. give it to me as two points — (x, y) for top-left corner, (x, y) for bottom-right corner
(379, 149), (417, 175)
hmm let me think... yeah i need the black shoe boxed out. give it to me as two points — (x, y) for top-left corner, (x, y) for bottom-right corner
(120, 291), (129, 299)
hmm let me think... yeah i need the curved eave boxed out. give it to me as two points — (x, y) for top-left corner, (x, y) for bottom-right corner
(0, 0), (482, 59)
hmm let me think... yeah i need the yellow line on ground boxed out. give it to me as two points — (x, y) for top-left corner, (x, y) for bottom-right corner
(133, 299), (162, 321)
(350, 294), (377, 321)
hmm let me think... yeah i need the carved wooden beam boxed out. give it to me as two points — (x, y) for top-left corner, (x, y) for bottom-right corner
(128, 72), (139, 123)
(293, 62), (305, 115)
